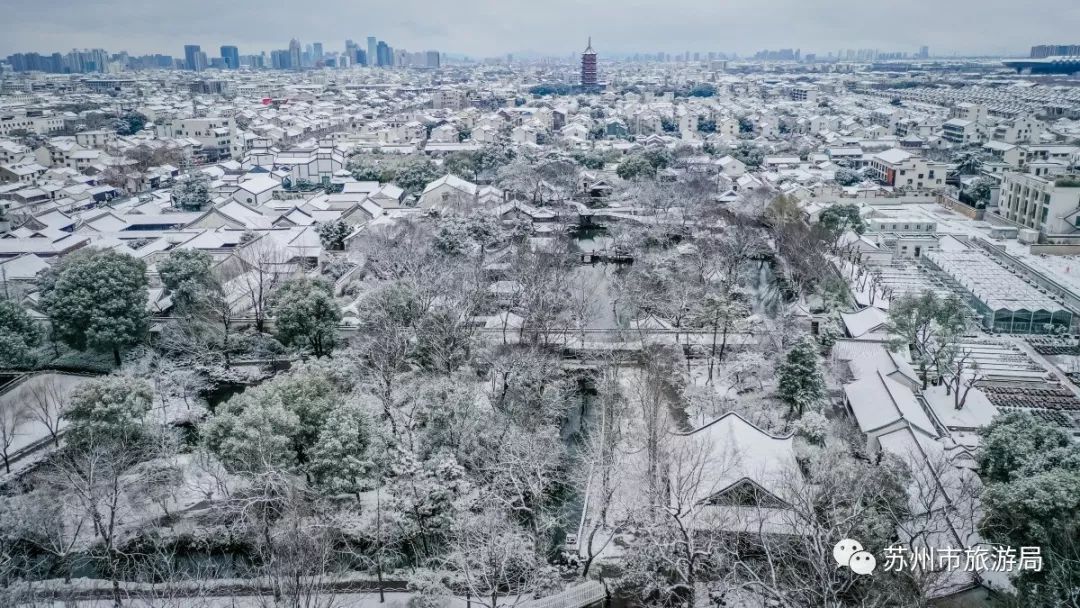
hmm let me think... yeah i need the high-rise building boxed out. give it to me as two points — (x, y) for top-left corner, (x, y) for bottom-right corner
(581, 37), (598, 89)
(376, 41), (391, 67)
(184, 44), (203, 71)
(425, 50), (441, 69)
(220, 45), (240, 69)
(918, 45), (930, 59)
(313, 42), (324, 61)
(289, 38), (302, 70)
(345, 39), (358, 65)
(271, 49), (289, 69)
(367, 37), (378, 67)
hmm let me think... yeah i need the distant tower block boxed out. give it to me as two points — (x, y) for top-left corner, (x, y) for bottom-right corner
(581, 37), (598, 89)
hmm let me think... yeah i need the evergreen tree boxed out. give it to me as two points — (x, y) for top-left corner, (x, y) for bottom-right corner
(273, 277), (342, 357)
(819, 203), (866, 236)
(316, 220), (351, 251)
(40, 248), (148, 365)
(171, 174), (212, 211)
(777, 336), (826, 417)
(978, 413), (1080, 605)
(309, 400), (372, 495)
(157, 249), (214, 313)
(64, 376), (153, 448)
(617, 155), (655, 181)
(0, 299), (40, 367)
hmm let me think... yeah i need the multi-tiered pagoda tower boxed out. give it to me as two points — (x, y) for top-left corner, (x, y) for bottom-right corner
(581, 37), (598, 89)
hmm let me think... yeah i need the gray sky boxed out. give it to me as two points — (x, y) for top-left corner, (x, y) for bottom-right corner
(2, 0), (1076, 58)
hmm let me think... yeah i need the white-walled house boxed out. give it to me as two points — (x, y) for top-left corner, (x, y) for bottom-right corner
(231, 174), (282, 206)
(420, 174), (478, 209)
(716, 155), (746, 178)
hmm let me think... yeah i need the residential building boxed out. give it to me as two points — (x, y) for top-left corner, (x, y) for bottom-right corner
(75, 130), (117, 148)
(999, 171), (1080, 234)
(866, 149), (946, 190)
(161, 117), (235, 161)
(942, 118), (983, 146)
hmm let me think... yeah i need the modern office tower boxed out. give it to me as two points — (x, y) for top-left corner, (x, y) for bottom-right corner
(289, 38), (301, 69)
(345, 39), (358, 65)
(313, 42), (323, 61)
(184, 44), (203, 71)
(376, 41), (391, 67)
(367, 37), (378, 66)
(220, 45), (240, 69)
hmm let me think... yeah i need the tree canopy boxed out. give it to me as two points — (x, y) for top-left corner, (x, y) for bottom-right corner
(114, 111), (148, 136)
(273, 277), (342, 358)
(617, 155), (656, 181)
(317, 220), (352, 251)
(0, 299), (40, 368)
(204, 363), (357, 480)
(394, 158), (445, 196)
(158, 249), (214, 313)
(887, 291), (968, 388)
(819, 204), (866, 237)
(40, 248), (149, 365)
(777, 336), (826, 417)
(979, 413), (1080, 605)
(171, 173), (212, 211)
(64, 375), (153, 448)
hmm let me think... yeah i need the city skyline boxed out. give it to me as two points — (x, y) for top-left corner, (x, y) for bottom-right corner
(1, 0), (1078, 59)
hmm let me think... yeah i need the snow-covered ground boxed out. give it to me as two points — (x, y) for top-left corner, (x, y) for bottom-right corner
(28, 589), (463, 608)
(1, 372), (92, 453)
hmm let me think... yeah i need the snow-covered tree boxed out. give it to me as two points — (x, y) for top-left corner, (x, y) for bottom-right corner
(40, 248), (149, 365)
(833, 167), (863, 186)
(157, 248), (214, 314)
(26, 374), (69, 448)
(170, 173), (212, 211)
(316, 220), (351, 251)
(64, 375), (153, 449)
(793, 411), (829, 445)
(309, 400), (372, 496)
(273, 277), (341, 358)
(693, 292), (750, 383)
(0, 399), (27, 474)
(204, 363), (351, 477)
(440, 507), (553, 608)
(776, 336), (826, 417)
(887, 290), (969, 389)
(395, 157), (444, 196)
(0, 299), (40, 368)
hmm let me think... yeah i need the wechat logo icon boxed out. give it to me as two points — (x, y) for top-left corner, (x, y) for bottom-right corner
(834, 539), (876, 575)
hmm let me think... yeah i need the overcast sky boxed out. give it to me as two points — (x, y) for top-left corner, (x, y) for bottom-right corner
(2, 0), (1076, 59)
